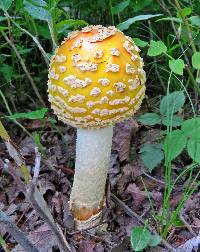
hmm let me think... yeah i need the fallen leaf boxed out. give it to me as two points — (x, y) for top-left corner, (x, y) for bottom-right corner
(113, 119), (139, 162)
(11, 223), (58, 252)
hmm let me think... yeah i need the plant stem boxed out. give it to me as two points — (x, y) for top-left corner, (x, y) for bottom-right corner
(174, 0), (197, 53)
(1, 31), (46, 106)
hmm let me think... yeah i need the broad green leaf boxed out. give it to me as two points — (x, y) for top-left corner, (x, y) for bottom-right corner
(56, 20), (88, 34)
(133, 38), (148, 48)
(164, 130), (187, 163)
(138, 113), (161, 126)
(148, 234), (161, 247)
(117, 14), (162, 31)
(160, 91), (185, 115)
(131, 227), (151, 251)
(182, 118), (200, 141)
(189, 16), (200, 26)
(0, 0), (13, 10)
(130, 226), (161, 251)
(24, 1), (51, 21)
(177, 7), (192, 18)
(187, 140), (200, 163)
(139, 144), (164, 172)
(162, 115), (183, 127)
(6, 108), (48, 120)
(112, 0), (130, 15)
(169, 59), (185, 75)
(192, 52), (200, 70)
(0, 64), (13, 82)
(147, 40), (167, 56)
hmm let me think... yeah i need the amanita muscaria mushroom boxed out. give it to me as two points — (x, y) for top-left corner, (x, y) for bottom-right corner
(47, 25), (146, 229)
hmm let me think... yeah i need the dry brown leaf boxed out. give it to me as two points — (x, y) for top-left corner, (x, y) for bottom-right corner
(113, 119), (139, 162)
(11, 223), (58, 252)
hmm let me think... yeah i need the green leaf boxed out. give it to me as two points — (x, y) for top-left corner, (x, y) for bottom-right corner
(157, 17), (182, 23)
(117, 14), (162, 31)
(112, 0), (130, 15)
(130, 226), (161, 251)
(138, 113), (161, 126)
(0, 0), (13, 10)
(23, 0), (51, 21)
(147, 40), (167, 56)
(160, 91), (185, 115)
(131, 227), (151, 251)
(148, 234), (161, 247)
(56, 20), (88, 34)
(164, 130), (187, 163)
(177, 7), (192, 18)
(189, 16), (200, 26)
(133, 38), (148, 48)
(182, 118), (200, 141)
(162, 115), (183, 127)
(33, 132), (46, 154)
(187, 140), (200, 163)
(192, 52), (200, 70)
(169, 59), (185, 75)
(6, 108), (48, 120)
(139, 144), (164, 172)
(0, 64), (13, 82)
(0, 235), (8, 252)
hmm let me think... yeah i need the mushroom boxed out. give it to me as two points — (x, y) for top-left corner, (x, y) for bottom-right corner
(47, 25), (146, 230)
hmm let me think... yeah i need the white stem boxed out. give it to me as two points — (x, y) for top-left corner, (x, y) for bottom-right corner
(70, 126), (113, 229)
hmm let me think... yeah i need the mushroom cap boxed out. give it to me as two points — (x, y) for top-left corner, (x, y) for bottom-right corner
(48, 25), (146, 128)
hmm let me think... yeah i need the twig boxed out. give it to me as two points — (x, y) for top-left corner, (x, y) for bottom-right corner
(27, 183), (72, 252)
(32, 147), (41, 184)
(27, 152), (72, 252)
(173, 0), (196, 53)
(4, 10), (50, 66)
(111, 193), (176, 251)
(1, 31), (46, 107)
(0, 210), (39, 252)
(143, 171), (165, 185)
(180, 209), (196, 236)
(0, 120), (30, 183)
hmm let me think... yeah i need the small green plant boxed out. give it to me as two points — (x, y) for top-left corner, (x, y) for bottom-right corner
(130, 226), (161, 251)
(138, 91), (185, 172)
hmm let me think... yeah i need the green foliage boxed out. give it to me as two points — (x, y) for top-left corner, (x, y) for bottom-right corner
(6, 108), (48, 120)
(117, 14), (162, 31)
(0, 235), (9, 252)
(139, 144), (164, 172)
(147, 40), (167, 56)
(112, 0), (130, 15)
(0, 0), (13, 11)
(130, 226), (161, 251)
(159, 91), (185, 115)
(133, 38), (148, 48)
(137, 113), (161, 126)
(169, 59), (185, 75)
(164, 130), (187, 163)
(192, 52), (200, 70)
(23, 0), (51, 21)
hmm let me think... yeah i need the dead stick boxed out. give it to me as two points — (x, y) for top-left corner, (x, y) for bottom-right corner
(111, 193), (176, 252)
(0, 210), (39, 252)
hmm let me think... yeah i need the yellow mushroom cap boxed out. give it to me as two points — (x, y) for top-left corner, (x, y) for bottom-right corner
(47, 25), (146, 128)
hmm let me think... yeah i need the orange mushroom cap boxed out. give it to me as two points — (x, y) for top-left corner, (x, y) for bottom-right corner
(48, 25), (146, 128)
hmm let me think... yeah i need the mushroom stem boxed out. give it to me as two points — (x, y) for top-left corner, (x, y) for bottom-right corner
(70, 126), (113, 230)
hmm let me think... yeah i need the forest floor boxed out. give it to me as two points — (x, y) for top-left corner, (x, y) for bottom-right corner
(1, 105), (200, 252)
